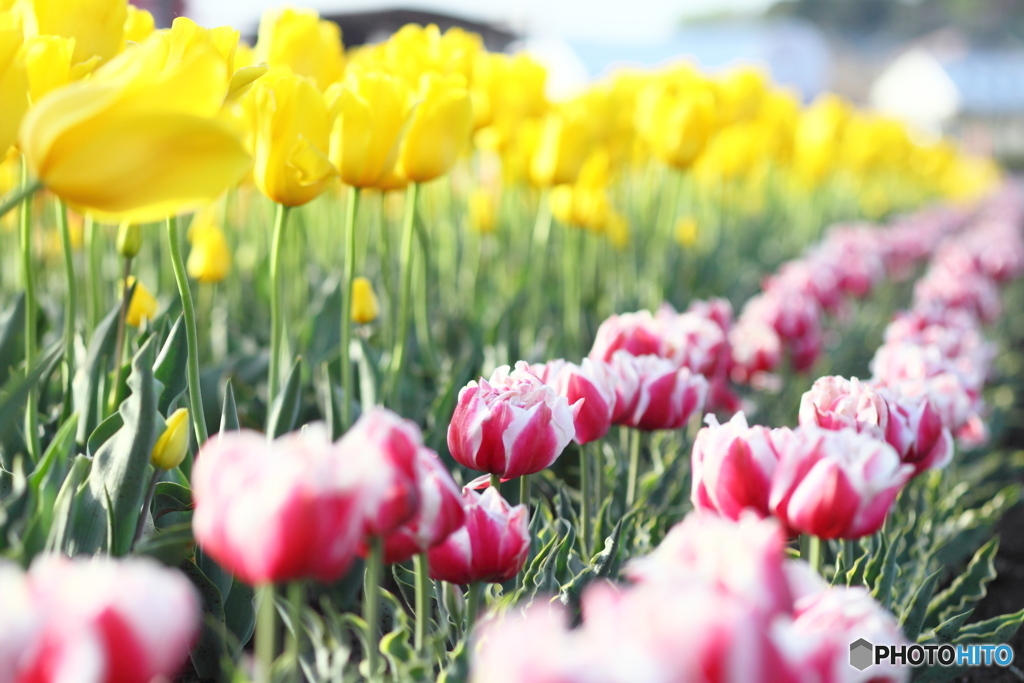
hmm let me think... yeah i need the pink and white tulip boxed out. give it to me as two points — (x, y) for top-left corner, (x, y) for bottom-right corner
(529, 359), (617, 445)
(798, 376), (888, 439)
(607, 351), (707, 431)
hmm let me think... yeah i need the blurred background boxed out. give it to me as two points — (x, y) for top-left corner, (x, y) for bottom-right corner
(134, 0), (1024, 166)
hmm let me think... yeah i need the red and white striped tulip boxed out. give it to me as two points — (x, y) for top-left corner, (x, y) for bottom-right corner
(529, 358), (617, 444)
(607, 351), (707, 431)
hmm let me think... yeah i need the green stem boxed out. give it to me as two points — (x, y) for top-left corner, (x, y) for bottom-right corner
(20, 159), (40, 462)
(106, 258), (133, 417)
(256, 583), (276, 683)
(268, 203), (291, 408)
(131, 467), (160, 550)
(0, 178), (42, 220)
(562, 227), (580, 351)
(489, 472), (501, 493)
(414, 552), (430, 657)
(363, 535), (384, 683)
(340, 186), (360, 432)
(843, 538), (857, 569)
(287, 581), (305, 683)
(56, 201), (76, 420)
(626, 429), (641, 507)
(579, 443), (590, 558)
(166, 216), (210, 446)
(85, 214), (101, 336)
(593, 441), (604, 525)
(465, 582), (483, 631)
(388, 182), (419, 407)
(805, 535), (823, 574)
(519, 473), (530, 509)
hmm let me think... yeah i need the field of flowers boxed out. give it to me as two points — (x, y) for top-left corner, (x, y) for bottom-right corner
(1, 2), (1023, 682)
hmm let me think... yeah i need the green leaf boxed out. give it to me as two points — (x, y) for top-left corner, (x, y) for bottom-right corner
(223, 580), (256, 658)
(925, 538), (999, 628)
(900, 570), (942, 642)
(180, 559), (228, 682)
(45, 455), (90, 553)
(87, 412), (123, 458)
(924, 609), (974, 644)
(154, 315), (188, 414)
(0, 293), (25, 387)
(872, 534), (901, 611)
(219, 379), (239, 433)
(954, 608), (1024, 645)
(133, 522), (194, 566)
(0, 345), (62, 462)
(73, 304), (120, 445)
(267, 357), (303, 439)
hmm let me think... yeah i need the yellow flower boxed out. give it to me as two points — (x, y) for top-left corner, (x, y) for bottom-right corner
(123, 5), (154, 44)
(396, 72), (473, 183)
(187, 221), (232, 284)
(19, 33), (252, 223)
(468, 188), (496, 233)
(0, 20), (27, 157)
(253, 7), (344, 91)
(242, 68), (336, 206)
(22, 35), (99, 104)
(21, 0), (127, 66)
(151, 408), (190, 470)
(674, 216), (698, 247)
(637, 72), (717, 170)
(529, 101), (594, 187)
(125, 276), (157, 327)
(606, 211), (630, 249)
(326, 68), (414, 188)
(350, 276), (378, 324)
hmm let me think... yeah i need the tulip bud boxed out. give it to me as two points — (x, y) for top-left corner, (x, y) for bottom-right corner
(125, 277), (158, 328)
(186, 225), (232, 284)
(151, 408), (190, 471)
(351, 276), (379, 324)
(116, 222), (143, 259)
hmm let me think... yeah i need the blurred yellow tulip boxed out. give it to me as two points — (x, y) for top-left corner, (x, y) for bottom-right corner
(530, 102), (594, 187)
(637, 76), (717, 170)
(351, 276), (379, 324)
(674, 216), (698, 247)
(22, 35), (98, 104)
(254, 7), (344, 91)
(123, 5), (154, 44)
(326, 68), (413, 188)
(0, 20), (27, 157)
(187, 222), (232, 284)
(243, 69), (336, 206)
(396, 73), (472, 183)
(468, 188), (496, 233)
(125, 276), (157, 327)
(151, 408), (190, 470)
(19, 33), (252, 223)
(21, 0), (127, 65)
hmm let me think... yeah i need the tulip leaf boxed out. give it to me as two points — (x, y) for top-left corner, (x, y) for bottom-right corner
(846, 552), (869, 587)
(180, 559), (228, 682)
(73, 304), (121, 445)
(0, 293), (25, 387)
(219, 379), (239, 433)
(134, 522), (194, 566)
(154, 315), (189, 414)
(44, 455), (91, 554)
(87, 412), (123, 457)
(925, 537), (998, 629)
(268, 357), (303, 439)
(223, 579), (256, 657)
(872, 534), (902, 611)
(924, 609), (974, 644)
(900, 570), (942, 642)
(953, 608), (1024, 645)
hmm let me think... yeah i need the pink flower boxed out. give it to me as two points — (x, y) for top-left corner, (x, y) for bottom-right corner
(16, 556), (199, 683)
(530, 359), (617, 445)
(769, 428), (913, 539)
(625, 512), (794, 619)
(192, 426), (365, 584)
(729, 319), (782, 380)
(913, 268), (1001, 324)
(589, 311), (664, 362)
(428, 487), (530, 585)
(0, 563), (42, 682)
(381, 448), (465, 565)
(607, 351), (707, 431)
(798, 376), (888, 439)
(877, 386), (954, 474)
(448, 364), (578, 479)
(654, 306), (729, 376)
(690, 413), (782, 519)
(741, 290), (823, 371)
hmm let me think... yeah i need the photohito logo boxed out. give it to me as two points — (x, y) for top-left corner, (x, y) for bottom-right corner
(849, 639), (1015, 670)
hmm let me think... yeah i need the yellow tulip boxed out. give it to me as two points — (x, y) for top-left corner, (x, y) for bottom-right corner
(396, 72), (473, 183)
(151, 408), (190, 470)
(0, 20), (28, 157)
(19, 34), (252, 223)
(637, 77), (717, 170)
(350, 276), (379, 324)
(123, 5), (154, 44)
(326, 68), (414, 188)
(243, 68), (336, 206)
(187, 222), (232, 284)
(21, 35), (98, 104)
(125, 276), (157, 327)
(606, 211), (630, 249)
(21, 0), (127, 65)
(674, 217), (698, 247)
(254, 7), (344, 91)
(376, 23), (481, 87)
(530, 103), (594, 187)
(468, 188), (496, 233)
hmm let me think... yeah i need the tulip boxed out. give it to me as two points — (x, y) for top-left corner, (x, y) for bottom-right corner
(350, 276), (379, 324)
(186, 223), (232, 284)
(125, 276), (157, 328)
(878, 386), (954, 474)
(690, 412), (783, 520)
(115, 221), (142, 258)
(769, 428), (913, 539)
(607, 351), (707, 431)
(21, 35), (98, 105)
(0, 562), (41, 679)
(123, 5), (155, 44)
(529, 358), (616, 445)
(243, 69), (336, 207)
(253, 7), (344, 92)
(191, 426), (364, 584)
(637, 76), (717, 170)
(326, 69), (414, 188)
(19, 34), (252, 223)
(382, 448), (465, 564)
(151, 408), (190, 471)
(589, 310), (664, 363)
(396, 72), (473, 183)
(798, 375), (888, 439)
(20, 0), (127, 66)
(17, 555), (199, 683)
(529, 103), (594, 187)
(0, 23), (28, 158)
(468, 187), (497, 233)
(447, 363), (578, 480)
(428, 487), (529, 585)
(729, 319), (782, 381)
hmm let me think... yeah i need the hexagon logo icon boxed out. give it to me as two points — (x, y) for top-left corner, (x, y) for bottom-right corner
(850, 638), (874, 671)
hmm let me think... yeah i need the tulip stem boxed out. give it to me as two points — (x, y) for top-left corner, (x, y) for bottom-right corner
(388, 182), (419, 408)
(131, 467), (160, 550)
(107, 257), (133, 417)
(256, 583), (276, 683)
(363, 535), (384, 683)
(626, 429), (641, 507)
(489, 473), (501, 493)
(843, 539), (858, 570)
(19, 159), (40, 463)
(0, 178), (42, 221)
(805, 535), (823, 574)
(579, 444), (590, 557)
(414, 552), (430, 656)
(519, 473), (530, 509)
(593, 441), (604, 525)
(85, 214), (101, 336)
(56, 200), (76, 420)
(339, 186), (361, 433)
(287, 581), (305, 682)
(268, 203), (291, 409)
(465, 582), (483, 631)
(166, 215), (210, 446)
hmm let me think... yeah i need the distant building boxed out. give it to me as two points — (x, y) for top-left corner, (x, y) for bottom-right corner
(131, 0), (185, 28)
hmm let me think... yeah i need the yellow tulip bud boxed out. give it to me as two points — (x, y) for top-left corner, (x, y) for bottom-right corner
(21, 0), (127, 66)
(326, 69), (414, 188)
(254, 7), (344, 92)
(187, 223), (232, 284)
(123, 5), (154, 44)
(0, 21), (27, 158)
(115, 221), (142, 258)
(151, 408), (190, 470)
(243, 69), (337, 206)
(396, 73), (473, 183)
(674, 217), (698, 247)
(125, 276), (157, 327)
(20, 34), (252, 223)
(351, 276), (378, 324)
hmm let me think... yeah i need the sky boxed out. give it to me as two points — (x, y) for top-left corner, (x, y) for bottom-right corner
(190, 0), (778, 44)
